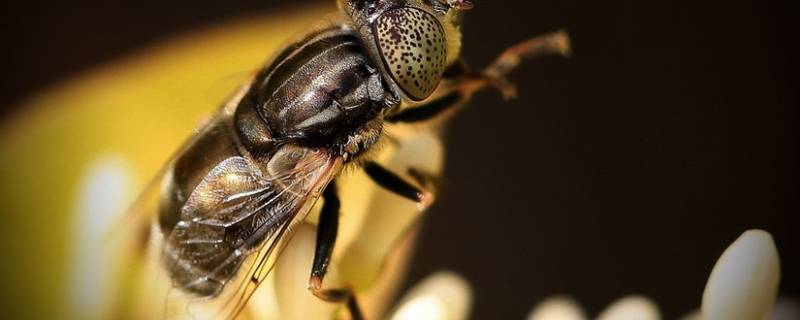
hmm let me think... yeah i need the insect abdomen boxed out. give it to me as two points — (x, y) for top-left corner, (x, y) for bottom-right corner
(158, 113), (267, 296)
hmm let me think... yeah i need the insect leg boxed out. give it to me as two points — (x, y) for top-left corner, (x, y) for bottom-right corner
(385, 90), (466, 123)
(386, 30), (571, 124)
(363, 161), (434, 209)
(308, 182), (365, 320)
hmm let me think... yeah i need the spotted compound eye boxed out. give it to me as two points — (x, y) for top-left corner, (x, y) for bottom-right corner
(374, 7), (447, 101)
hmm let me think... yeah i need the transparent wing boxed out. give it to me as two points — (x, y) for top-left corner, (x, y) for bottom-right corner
(159, 145), (343, 320)
(113, 82), (344, 319)
(107, 125), (221, 319)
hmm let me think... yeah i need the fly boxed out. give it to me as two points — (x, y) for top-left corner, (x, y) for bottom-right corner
(132, 0), (570, 318)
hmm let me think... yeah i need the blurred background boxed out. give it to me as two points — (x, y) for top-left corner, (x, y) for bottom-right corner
(0, 0), (796, 319)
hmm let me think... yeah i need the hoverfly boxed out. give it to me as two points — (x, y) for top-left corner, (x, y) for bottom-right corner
(129, 0), (570, 318)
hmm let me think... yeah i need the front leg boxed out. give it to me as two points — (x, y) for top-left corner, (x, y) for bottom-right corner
(308, 182), (365, 320)
(363, 161), (436, 210)
(308, 163), (436, 319)
(387, 30), (571, 124)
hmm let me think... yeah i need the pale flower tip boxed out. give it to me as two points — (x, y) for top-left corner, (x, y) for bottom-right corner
(526, 296), (587, 320)
(390, 271), (472, 320)
(702, 229), (780, 320)
(597, 295), (661, 320)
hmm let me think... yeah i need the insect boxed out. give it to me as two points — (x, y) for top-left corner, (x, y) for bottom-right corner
(131, 0), (570, 318)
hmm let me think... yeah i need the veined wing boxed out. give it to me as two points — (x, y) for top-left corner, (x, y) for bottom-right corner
(159, 144), (343, 319)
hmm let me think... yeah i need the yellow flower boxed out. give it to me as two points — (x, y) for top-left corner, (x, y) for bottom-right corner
(0, 3), (463, 318)
(1, 2), (790, 319)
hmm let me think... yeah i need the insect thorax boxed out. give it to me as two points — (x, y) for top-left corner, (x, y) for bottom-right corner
(234, 25), (396, 161)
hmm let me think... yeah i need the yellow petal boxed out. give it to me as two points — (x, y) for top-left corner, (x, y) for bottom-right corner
(357, 224), (421, 318)
(527, 296), (587, 320)
(702, 229), (781, 320)
(389, 271), (472, 320)
(597, 296), (661, 320)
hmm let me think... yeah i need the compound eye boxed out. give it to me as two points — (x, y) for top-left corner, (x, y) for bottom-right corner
(374, 7), (447, 101)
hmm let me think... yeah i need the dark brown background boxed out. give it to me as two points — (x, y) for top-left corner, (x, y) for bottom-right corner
(1, 0), (797, 318)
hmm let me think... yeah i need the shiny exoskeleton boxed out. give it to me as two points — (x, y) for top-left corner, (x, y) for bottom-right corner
(150, 0), (570, 318)
(159, 23), (392, 297)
